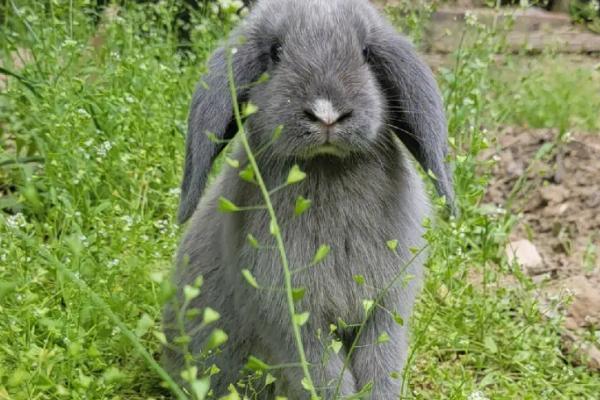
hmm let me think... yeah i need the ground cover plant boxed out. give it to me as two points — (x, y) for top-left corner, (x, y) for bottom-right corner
(1, 1), (599, 399)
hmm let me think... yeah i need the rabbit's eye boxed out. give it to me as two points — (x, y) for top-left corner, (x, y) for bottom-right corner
(362, 46), (370, 63)
(270, 43), (282, 64)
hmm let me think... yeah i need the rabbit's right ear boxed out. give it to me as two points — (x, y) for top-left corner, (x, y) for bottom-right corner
(178, 40), (266, 223)
(369, 24), (456, 215)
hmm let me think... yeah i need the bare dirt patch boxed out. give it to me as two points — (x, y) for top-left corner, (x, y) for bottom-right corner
(484, 126), (600, 370)
(485, 127), (600, 278)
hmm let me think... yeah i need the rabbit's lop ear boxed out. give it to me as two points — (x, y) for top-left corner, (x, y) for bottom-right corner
(371, 26), (456, 214)
(178, 39), (265, 223)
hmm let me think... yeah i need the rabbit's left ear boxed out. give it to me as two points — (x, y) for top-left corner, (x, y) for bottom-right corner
(178, 38), (266, 224)
(370, 26), (456, 214)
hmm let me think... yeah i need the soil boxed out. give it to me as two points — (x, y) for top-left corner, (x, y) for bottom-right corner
(485, 127), (600, 278)
(483, 126), (600, 370)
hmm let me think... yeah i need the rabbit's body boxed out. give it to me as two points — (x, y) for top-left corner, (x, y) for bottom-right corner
(163, 0), (454, 398)
(165, 141), (430, 398)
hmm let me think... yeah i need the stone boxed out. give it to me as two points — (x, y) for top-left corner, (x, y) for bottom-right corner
(540, 185), (570, 205)
(562, 331), (600, 371)
(558, 275), (600, 329)
(506, 239), (545, 275)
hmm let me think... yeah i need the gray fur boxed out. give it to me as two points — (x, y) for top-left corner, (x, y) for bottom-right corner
(165, 0), (453, 398)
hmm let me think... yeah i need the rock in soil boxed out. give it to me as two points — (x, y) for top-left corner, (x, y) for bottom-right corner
(484, 126), (600, 372)
(506, 239), (546, 275)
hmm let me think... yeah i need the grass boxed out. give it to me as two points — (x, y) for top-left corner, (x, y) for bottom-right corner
(1, 1), (599, 399)
(492, 54), (600, 133)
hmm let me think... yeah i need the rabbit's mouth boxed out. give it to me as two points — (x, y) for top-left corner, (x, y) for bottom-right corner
(302, 143), (350, 158)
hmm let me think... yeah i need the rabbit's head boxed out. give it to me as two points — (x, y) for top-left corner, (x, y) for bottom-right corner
(178, 0), (455, 223)
(244, 1), (384, 160)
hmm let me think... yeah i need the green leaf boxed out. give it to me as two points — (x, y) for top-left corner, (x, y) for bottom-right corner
(357, 381), (374, 396)
(149, 271), (164, 283)
(203, 307), (220, 324)
(206, 131), (220, 143)
(184, 285), (200, 301)
(337, 318), (348, 329)
(247, 233), (260, 248)
(484, 336), (498, 354)
(242, 102), (259, 117)
(241, 269), (260, 289)
(272, 124), (284, 141)
(301, 377), (314, 392)
(153, 331), (167, 345)
(257, 72), (270, 84)
(265, 373), (277, 386)
(135, 313), (154, 337)
(205, 329), (228, 351)
(293, 312), (310, 326)
(312, 244), (330, 264)
(190, 376), (211, 400)
(180, 366), (198, 382)
(427, 169), (438, 180)
(362, 299), (374, 315)
(185, 308), (201, 319)
(287, 164), (306, 184)
(330, 339), (342, 354)
(393, 312), (404, 326)
(535, 142), (554, 160)
(239, 165), (255, 183)
(390, 371), (401, 379)
(377, 332), (390, 344)
(218, 197), (240, 213)
(246, 355), (271, 371)
(292, 287), (306, 302)
(294, 196), (312, 216)
(174, 335), (191, 345)
(220, 384), (240, 400)
(386, 239), (398, 251)
(269, 219), (279, 235)
(353, 275), (365, 285)
(225, 157), (240, 169)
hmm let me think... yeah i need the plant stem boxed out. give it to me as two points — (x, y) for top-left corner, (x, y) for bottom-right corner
(54, 263), (188, 400)
(0, 156), (45, 167)
(333, 245), (428, 399)
(226, 49), (318, 400)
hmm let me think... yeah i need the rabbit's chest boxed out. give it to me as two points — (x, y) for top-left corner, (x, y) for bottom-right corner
(232, 199), (425, 323)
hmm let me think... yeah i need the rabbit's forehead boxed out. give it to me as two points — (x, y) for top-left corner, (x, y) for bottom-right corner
(253, 0), (370, 44)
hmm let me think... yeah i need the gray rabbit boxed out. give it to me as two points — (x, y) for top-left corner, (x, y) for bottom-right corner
(162, 0), (454, 398)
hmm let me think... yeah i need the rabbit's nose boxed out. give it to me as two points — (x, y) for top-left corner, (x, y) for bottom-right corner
(304, 99), (353, 127)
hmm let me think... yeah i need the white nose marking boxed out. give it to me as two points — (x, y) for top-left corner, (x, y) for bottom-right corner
(312, 99), (340, 126)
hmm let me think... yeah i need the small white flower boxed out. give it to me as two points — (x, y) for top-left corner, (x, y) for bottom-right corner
(108, 259), (120, 268)
(464, 10), (479, 27)
(5, 213), (27, 229)
(468, 391), (489, 400)
(121, 215), (134, 232)
(168, 187), (181, 197)
(96, 141), (113, 158)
